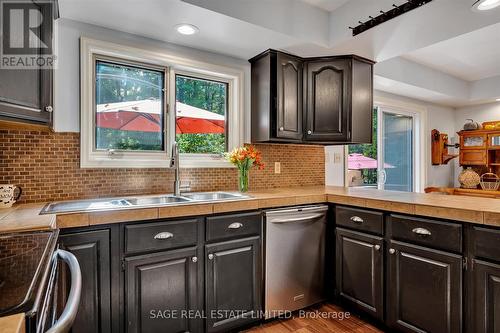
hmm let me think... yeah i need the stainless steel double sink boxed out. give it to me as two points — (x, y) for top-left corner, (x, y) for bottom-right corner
(40, 192), (251, 214)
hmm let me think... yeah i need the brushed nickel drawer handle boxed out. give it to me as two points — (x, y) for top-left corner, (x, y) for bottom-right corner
(350, 216), (364, 223)
(374, 245), (381, 251)
(412, 227), (431, 236)
(389, 248), (396, 255)
(154, 232), (174, 240)
(208, 254), (214, 260)
(228, 222), (243, 229)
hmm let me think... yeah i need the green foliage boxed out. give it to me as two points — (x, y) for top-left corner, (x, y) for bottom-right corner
(348, 109), (378, 185)
(176, 133), (226, 154)
(96, 60), (163, 104)
(175, 75), (227, 154)
(176, 76), (227, 116)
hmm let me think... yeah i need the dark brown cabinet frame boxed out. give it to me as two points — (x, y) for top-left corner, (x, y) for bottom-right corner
(250, 49), (374, 145)
(333, 204), (500, 333)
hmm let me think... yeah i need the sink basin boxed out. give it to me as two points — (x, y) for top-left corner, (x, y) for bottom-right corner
(182, 192), (250, 201)
(126, 196), (191, 206)
(41, 199), (131, 214)
(40, 192), (251, 215)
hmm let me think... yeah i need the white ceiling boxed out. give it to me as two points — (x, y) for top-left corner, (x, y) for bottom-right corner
(57, 0), (500, 107)
(403, 22), (500, 82)
(299, 0), (351, 12)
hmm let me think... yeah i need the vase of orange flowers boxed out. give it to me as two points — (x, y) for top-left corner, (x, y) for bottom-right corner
(225, 145), (264, 192)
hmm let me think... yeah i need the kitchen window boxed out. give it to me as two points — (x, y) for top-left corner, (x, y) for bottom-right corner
(95, 58), (166, 152)
(80, 38), (244, 168)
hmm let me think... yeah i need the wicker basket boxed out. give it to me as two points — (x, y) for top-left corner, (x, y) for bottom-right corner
(480, 173), (500, 191)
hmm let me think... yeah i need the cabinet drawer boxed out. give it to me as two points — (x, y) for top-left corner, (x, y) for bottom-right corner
(388, 214), (462, 253)
(471, 226), (500, 262)
(335, 206), (384, 235)
(125, 219), (198, 254)
(460, 149), (487, 165)
(206, 211), (261, 242)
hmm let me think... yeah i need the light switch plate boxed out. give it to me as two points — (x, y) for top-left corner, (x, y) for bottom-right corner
(274, 162), (281, 174)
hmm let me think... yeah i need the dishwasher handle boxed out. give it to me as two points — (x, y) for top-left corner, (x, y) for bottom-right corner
(270, 213), (326, 224)
(46, 250), (82, 333)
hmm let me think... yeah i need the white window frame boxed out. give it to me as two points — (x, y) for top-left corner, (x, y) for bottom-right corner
(80, 37), (244, 168)
(343, 96), (428, 192)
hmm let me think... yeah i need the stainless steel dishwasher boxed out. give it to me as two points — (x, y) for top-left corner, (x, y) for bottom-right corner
(264, 205), (328, 318)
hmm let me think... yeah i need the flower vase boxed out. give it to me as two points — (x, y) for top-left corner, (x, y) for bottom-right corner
(238, 167), (249, 193)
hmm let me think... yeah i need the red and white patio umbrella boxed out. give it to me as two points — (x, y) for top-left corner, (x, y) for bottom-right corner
(96, 100), (224, 134)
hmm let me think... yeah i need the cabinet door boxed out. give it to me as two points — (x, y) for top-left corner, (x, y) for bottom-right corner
(335, 228), (384, 320)
(387, 241), (462, 333)
(58, 230), (112, 333)
(125, 247), (200, 333)
(0, 1), (53, 124)
(471, 259), (500, 333)
(205, 237), (261, 333)
(276, 53), (303, 140)
(305, 59), (350, 141)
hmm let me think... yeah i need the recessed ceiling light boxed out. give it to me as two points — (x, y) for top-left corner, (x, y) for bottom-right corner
(496, 98), (500, 101)
(472, 0), (500, 11)
(175, 24), (199, 35)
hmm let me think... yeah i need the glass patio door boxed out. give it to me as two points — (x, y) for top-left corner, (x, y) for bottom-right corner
(377, 109), (414, 192)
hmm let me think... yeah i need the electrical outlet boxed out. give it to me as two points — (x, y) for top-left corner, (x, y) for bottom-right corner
(334, 152), (342, 164)
(274, 162), (281, 174)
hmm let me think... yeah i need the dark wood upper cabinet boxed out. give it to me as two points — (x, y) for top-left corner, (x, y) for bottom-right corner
(305, 59), (349, 141)
(250, 49), (374, 144)
(387, 240), (462, 333)
(58, 230), (112, 333)
(0, 0), (56, 125)
(277, 53), (303, 140)
(335, 228), (384, 321)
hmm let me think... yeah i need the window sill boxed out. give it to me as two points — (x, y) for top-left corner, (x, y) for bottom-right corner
(180, 154), (233, 168)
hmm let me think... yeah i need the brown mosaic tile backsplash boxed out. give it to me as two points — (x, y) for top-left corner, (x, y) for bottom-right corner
(0, 129), (325, 203)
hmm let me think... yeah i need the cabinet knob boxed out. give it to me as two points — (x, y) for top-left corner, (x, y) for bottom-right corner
(307, 130), (312, 135)
(45, 105), (53, 113)
(389, 248), (396, 255)
(154, 232), (173, 240)
(279, 127), (284, 131)
(192, 256), (198, 263)
(350, 216), (364, 224)
(374, 245), (381, 251)
(208, 254), (214, 260)
(228, 222), (243, 229)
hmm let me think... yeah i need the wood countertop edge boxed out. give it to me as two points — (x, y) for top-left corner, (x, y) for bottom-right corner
(0, 313), (25, 333)
(4, 187), (500, 231)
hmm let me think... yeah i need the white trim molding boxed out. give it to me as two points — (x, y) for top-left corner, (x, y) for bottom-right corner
(80, 37), (245, 168)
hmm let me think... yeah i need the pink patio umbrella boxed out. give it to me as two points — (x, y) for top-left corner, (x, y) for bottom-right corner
(348, 153), (393, 170)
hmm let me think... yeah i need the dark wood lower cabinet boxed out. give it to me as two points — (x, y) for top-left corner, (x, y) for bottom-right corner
(387, 241), (462, 333)
(205, 237), (262, 333)
(335, 228), (383, 320)
(58, 229), (112, 333)
(471, 259), (500, 333)
(125, 247), (201, 333)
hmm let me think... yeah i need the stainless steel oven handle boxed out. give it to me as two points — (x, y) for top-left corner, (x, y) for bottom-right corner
(46, 250), (82, 333)
(270, 213), (325, 223)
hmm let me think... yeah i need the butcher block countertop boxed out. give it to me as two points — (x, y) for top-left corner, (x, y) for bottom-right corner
(1, 186), (500, 234)
(0, 314), (24, 333)
(0, 203), (56, 233)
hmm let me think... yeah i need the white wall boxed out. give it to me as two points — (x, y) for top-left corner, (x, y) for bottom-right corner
(453, 102), (500, 186)
(54, 18), (251, 137)
(325, 91), (457, 189)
